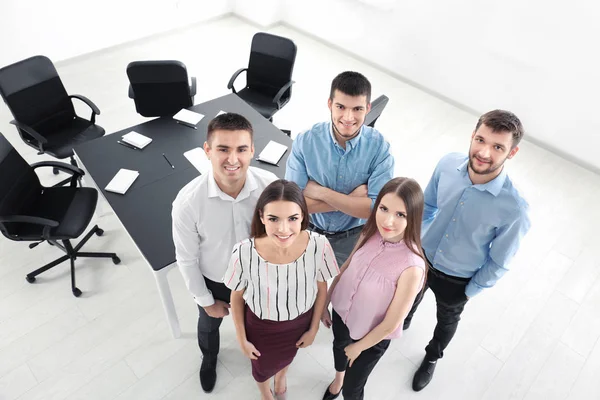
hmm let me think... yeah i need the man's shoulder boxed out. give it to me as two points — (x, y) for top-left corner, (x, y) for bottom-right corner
(248, 166), (278, 187)
(173, 174), (209, 208)
(501, 175), (530, 214)
(437, 152), (467, 170)
(295, 122), (330, 143)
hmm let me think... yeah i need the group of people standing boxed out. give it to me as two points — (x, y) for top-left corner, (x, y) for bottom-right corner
(172, 71), (531, 400)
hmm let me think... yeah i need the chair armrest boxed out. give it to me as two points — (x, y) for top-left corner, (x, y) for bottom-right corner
(70, 94), (101, 124)
(0, 215), (59, 240)
(128, 84), (135, 99)
(273, 80), (295, 109)
(227, 68), (247, 94)
(190, 77), (197, 97)
(0, 215), (59, 227)
(31, 161), (85, 178)
(10, 120), (48, 147)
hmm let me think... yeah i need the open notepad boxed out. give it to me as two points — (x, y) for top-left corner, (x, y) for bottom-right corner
(257, 141), (288, 165)
(105, 169), (139, 194)
(184, 147), (211, 175)
(122, 131), (152, 149)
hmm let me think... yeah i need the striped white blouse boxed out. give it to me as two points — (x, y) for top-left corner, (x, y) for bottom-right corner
(223, 231), (339, 321)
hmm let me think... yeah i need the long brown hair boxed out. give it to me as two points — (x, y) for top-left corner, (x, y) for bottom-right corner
(250, 179), (309, 238)
(356, 177), (426, 263)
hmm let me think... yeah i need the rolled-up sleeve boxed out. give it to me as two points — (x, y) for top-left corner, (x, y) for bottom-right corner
(172, 199), (214, 307)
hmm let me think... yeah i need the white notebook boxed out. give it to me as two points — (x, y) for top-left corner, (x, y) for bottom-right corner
(257, 141), (288, 165)
(122, 131), (152, 149)
(184, 147), (211, 175)
(105, 169), (139, 194)
(173, 109), (204, 126)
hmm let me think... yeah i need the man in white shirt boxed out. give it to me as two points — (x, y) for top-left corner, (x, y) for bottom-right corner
(172, 113), (277, 393)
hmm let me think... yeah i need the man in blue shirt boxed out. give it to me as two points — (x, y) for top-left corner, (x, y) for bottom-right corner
(406, 109), (531, 392)
(285, 71), (394, 267)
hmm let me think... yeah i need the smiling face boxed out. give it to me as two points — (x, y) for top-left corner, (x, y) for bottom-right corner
(328, 89), (371, 145)
(468, 123), (519, 179)
(204, 129), (254, 190)
(260, 200), (304, 249)
(375, 193), (408, 243)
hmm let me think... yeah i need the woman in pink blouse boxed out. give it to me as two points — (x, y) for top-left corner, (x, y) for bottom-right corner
(320, 177), (427, 400)
(224, 179), (339, 400)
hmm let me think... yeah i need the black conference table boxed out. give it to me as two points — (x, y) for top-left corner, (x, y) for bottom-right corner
(74, 93), (291, 337)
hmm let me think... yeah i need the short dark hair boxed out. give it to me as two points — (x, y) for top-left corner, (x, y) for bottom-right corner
(206, 113), (253, 144)
(475, 110), (524, 148)
(329, 71), (372, 104)
(250, 180), (310, 238)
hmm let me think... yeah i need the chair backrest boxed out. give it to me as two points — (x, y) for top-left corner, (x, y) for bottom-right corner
(0, 56), (75, 143)
(127, 60), (193, 117)
(0, 132), (43, 239)
(247, 33), (297, 101)
(365, 95), (389, 128)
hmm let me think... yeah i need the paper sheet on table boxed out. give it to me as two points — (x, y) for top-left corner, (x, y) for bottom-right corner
(184, 147), (211, 175)
(173, 109), (204, 126)
(105, 169), (139, 194)
(257, 140), (288, 165)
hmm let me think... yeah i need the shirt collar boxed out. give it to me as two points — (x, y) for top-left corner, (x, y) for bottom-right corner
(207, 167), (258, 201)
(457, 158), (507, 197)
(329, 122), (363, 151)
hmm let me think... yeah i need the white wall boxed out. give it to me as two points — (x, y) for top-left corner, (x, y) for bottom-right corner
(233, 0), (282, 27)
(281, 0), (600, 171)
(0, 0), (233, 68)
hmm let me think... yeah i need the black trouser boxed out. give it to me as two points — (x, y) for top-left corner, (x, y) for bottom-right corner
(332, 310), (390, 400)
(197, 278), (231, 361)
(404, 264), (470, 360)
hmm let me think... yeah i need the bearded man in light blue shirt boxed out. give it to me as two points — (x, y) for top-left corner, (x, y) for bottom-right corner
(407, 110), (531, 392)
(285, 71), (394, 267)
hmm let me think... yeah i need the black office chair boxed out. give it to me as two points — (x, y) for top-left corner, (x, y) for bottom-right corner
(0, 132), (120, 297)
(127, 60), (197, 117)
(228, 32), (297, 121)
(0, 55), (105, 185)
(365, 95), (389, 128)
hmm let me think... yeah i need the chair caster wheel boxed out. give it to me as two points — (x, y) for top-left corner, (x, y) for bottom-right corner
(26, 276), (36, 283)
(53, 167), (60, 175)
(112, 256), (121, 265)
(72, 288), (82, 297)
(95, 228), (104, 236)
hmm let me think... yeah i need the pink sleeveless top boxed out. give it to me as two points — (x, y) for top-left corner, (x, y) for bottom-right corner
(331, 232), (425, 340)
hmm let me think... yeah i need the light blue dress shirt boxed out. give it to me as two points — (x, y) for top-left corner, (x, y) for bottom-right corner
(422, 153), (530, 298)
(285, 122), (394, 233)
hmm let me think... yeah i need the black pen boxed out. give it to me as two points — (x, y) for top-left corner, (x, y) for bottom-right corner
(163, 153), (174, 169)
(118, 140), (140, 150)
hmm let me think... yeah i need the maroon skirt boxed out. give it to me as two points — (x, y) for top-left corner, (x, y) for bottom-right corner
(245, 305), (313, 382)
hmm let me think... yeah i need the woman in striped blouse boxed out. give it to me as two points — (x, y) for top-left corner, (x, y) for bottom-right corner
(224, 179), (339, 400)
(321, 177), (427, 400)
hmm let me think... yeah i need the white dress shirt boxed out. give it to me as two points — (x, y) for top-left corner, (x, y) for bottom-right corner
(172, 167), (277, 307)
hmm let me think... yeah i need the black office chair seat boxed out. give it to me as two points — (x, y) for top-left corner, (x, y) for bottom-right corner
(42, 118), (105, 159)
(14, 187), (98, 240)
(235, 88), (284, 120)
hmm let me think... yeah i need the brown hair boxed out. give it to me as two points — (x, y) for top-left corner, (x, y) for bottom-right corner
(356, 177), (426, 267)
(206, 112), (253, 145)
(475, 109), (524, 148)
(329, 71), (372, 104)
(250, 179), (309, 238)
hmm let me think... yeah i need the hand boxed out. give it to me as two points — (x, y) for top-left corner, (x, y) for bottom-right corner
(296, 329), (317, 348)
(349, 184), (368, 198)
(304, 180), (325, 200)
(344, 343), (363, 367)
(321, 308), (332, 328)
(203, 300), (230, 318)
(239, 339), (261, 360)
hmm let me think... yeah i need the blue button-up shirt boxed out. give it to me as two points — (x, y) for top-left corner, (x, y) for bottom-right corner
(422, 153), (531, 298)
(285, 122), (394, 232)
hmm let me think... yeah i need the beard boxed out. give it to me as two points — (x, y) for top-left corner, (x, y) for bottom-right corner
(331, 116), (361, 140)
(468, 153), (506, 176)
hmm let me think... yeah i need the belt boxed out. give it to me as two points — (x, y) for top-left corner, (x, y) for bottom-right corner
(308, 223), (364, 239)
(428, 263), (471, 284)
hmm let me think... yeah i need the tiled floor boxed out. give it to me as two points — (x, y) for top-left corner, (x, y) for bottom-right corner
(1, 16), (599, 400)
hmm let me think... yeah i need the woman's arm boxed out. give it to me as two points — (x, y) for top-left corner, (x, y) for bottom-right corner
(345, 266), (424, 365)
(231, 289), (261, 359)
